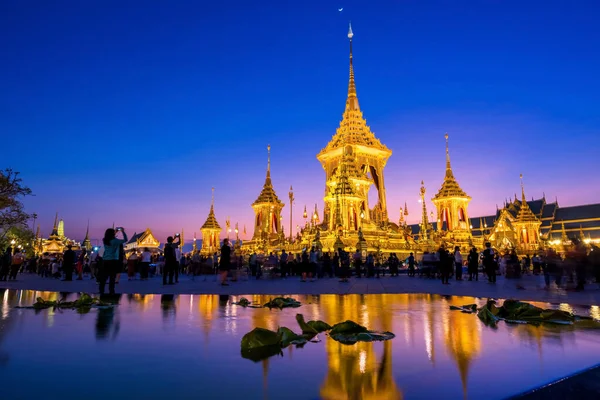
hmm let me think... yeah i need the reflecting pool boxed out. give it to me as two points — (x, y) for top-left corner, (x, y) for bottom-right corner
(1, 289), (599, 399)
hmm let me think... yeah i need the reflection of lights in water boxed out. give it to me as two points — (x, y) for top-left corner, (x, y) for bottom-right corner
(591, 306), (600, 321)
(359, 350), (367, 374)
(424, 315), (433, 362)
(559, 303), (574, 314)
(224, 302), (238, 334)
(47, 307), (54, 328)
(1, 290), (8, 319)
(360, 304), (369, 327)
(403, 315), (410, 344)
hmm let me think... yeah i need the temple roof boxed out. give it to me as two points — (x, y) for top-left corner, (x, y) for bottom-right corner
(318, 24), (391, 157)
(433, 134), (470, 201)
(252, 145), (283, 207)
(201, 204), (221, 230)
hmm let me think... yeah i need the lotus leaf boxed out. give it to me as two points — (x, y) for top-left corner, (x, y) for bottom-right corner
(330, 331), (395, 345)
(19, 294), (114, 311)
(477, 300), (501, 327)
(449, 304), (478, 313)
(295, 314), (318, 334)
(233, 297), (251, 307)
(263, 297), (302, 310)
(277, 327), (307, 347)
(241, 327), (281, 351)
(307, 320), (332, 332)
(330, 320), (368, 335)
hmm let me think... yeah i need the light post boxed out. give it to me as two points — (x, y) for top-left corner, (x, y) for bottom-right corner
(288, 186), (294, 242)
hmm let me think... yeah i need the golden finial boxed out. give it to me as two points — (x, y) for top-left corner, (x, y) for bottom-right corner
(267, 144), (271, 173)
(404, 201), (409, 215)
(346, 22), (358, 109)
(444, 132), (454, 179)
(211, 187), (215, 207)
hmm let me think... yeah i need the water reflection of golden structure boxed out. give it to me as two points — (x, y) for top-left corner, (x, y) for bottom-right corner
(198, 295), (220, 337)
(443, 297), (482, 398)
(319, 294), (402, 400)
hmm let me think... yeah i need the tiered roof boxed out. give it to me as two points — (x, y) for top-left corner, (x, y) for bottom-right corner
(433, 134), (470, 201)
(318, 24), (391, 156)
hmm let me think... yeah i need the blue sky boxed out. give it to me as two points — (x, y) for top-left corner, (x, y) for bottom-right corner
(1, 0), (599, 244)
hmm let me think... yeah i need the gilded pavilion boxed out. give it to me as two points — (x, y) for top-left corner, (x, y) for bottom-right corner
(200, 188), (223, 255)
(37, 213), (86, 254)
(123, 228), (161, 254)
(239, 24), (600, 257)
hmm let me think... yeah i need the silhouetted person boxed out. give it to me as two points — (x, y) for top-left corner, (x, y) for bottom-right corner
(163, 235), (181, 285)
(98, 228), (128, 295)
(219, 238), (231, 286)
(454, 246), (463, 281)
(407, 252), (416, 277)
(468, 247), (479, 281)
(483, 242), (496, 283)
(62, 245), (76, 281)
(439, 247), (450, 284)
(0, 247), (11, 281)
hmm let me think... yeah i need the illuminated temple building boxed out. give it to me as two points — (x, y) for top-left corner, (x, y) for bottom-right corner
(37, 213), (88, 254)
(237, 24), (600, 257)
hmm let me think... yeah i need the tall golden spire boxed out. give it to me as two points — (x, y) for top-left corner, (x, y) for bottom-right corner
(346, 22), (358, 111)
(252, 144), (282, 206)
(516, 174), (537, 222)
(444, 132), (454, 179)
(318, 23), (390, 155)
(201, 188), (221, 230)
(433, 133), (469, 200)
(50, 212), (59, 238)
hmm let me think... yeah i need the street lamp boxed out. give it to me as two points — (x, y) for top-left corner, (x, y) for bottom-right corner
(11, 239), (16, 246)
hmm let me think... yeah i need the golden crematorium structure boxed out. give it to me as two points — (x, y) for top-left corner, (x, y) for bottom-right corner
(236, 24), (600, 256)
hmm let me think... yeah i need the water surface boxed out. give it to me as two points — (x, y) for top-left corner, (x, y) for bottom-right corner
(1, 289), (599, 399)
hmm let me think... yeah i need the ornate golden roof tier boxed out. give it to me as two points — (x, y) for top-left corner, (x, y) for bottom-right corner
(317, 23), (391, 161)
(432, 133), (470, 201)
(515, 175), (538, 223)
(252, 145), (283, 207)
(201, 188), (221, 230)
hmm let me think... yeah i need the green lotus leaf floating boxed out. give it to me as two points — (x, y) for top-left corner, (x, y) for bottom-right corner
(263, 297), (302, 310)
(232, 297), (251, 307)
(328, 319), (394, 345)
(17, 293), (115, 311)
(295, 314), (331, 334)
(241, 327), (282, 350)
(277, 327), (308, 347)
(241, 314), (396, 361)
(450, 299), (600, 329)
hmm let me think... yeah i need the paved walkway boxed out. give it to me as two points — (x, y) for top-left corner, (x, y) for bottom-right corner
(1, 273), (599, 305)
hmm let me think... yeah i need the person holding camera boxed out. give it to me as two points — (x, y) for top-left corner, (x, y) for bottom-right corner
(163, 234), (181, 285)
(99, 227), (128, 295)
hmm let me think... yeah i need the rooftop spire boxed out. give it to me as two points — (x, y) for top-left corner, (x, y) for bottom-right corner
(346, 22), (359, 111)
(211, 187), (215, 208)
(520, 173), (526, 203)
(445, 132), (454, 179)
(433, 133), (470, 201)
(267, 144), (271, 176)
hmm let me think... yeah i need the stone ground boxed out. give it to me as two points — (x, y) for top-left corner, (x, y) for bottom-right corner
(512, 364), (600, 400)
(1, 273), (599, 305)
